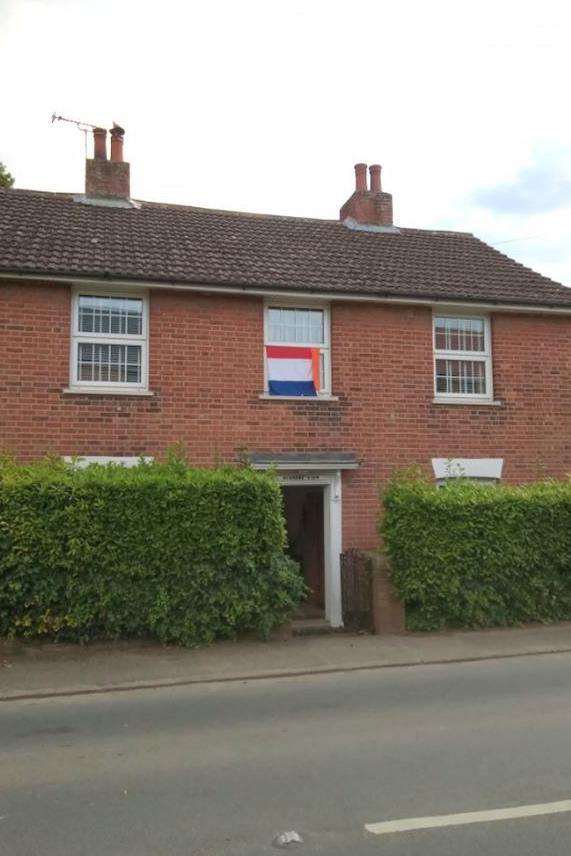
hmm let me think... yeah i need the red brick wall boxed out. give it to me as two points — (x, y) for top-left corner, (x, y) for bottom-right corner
(2, 279), (571, 550)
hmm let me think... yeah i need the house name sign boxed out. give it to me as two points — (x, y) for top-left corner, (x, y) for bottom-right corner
(277, 471), (325, 483)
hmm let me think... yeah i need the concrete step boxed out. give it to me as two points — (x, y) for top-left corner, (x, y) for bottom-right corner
(291, 618), (343, 637)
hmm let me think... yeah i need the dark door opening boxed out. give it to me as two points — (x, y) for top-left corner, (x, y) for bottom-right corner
(282, 485), (325, 619)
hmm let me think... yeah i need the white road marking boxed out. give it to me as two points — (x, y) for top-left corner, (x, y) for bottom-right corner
(365, 798), (571, 836)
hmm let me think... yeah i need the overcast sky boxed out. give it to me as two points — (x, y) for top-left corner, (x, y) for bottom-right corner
(1, 0), (570, 285)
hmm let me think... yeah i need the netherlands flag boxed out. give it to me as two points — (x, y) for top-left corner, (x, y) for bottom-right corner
(266, 345), (320, 396)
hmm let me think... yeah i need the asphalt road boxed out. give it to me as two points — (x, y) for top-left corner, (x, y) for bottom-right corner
(2, 653), (571, 855)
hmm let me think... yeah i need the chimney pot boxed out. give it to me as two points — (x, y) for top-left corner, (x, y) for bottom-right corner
(354, 162), (368, 192)
(369, 164), (382, 193)
(92, 127), (107, 160)
(109, 124), (125, 163)
(85, 123), (130, 200)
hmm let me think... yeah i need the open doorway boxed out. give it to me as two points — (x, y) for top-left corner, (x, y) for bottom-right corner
(282, 485), (325, 619)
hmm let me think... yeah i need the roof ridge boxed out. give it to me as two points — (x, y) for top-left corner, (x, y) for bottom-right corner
(0, 187), (79, 200)
(398, 226), (475, 238)
(138, 198), (342, 225)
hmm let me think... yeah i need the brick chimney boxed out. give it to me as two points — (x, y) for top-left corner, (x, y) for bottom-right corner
(85, 124), (130, 200)
(340, 163), (393, 227)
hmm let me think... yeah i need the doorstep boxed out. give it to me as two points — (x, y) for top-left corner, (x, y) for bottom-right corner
(291, 618), (346, 637)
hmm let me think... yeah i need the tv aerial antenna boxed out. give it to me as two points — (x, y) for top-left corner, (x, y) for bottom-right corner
(51, 113), (100, 157)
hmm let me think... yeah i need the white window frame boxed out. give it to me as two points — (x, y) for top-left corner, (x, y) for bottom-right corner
(263, 301), (332, 397)
(70, 288), (149, 392)
(433, 312), (493, 403)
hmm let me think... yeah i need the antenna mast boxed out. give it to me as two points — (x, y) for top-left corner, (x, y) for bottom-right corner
(51, 113), (100, 157)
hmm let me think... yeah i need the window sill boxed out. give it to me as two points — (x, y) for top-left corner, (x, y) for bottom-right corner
(258, 393), (339, 402)
(432, 397), (503, 407)
(62, 387), (155, 397)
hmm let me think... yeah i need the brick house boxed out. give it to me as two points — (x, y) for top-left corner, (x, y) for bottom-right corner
(2, 126), (571, 627)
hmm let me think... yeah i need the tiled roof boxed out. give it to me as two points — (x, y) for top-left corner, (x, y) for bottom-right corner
(1, 187), (570, 307)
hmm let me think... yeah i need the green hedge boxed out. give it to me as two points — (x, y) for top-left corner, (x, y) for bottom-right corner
(0, 458), (304, 646)
(382, 473), (571, 631)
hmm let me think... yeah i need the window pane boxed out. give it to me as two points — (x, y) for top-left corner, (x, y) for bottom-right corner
(78, 343), (142, 384)
(435, 359), (486, 395)
(78, 295), (143, 336)
(434, 317), (485, 352)
(267, 307), (324, 344)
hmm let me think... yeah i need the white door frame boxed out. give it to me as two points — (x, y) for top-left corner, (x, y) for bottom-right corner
(277, 470), (343, 628)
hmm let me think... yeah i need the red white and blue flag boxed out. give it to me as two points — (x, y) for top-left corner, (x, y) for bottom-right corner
(266, 345), (320, 396)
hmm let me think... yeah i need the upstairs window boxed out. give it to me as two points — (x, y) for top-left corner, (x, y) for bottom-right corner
(71, 292), (148, 390)
(433, 315), (492, 401)
(264, 305), (331, 396)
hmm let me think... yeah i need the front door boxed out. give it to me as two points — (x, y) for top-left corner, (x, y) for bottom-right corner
(282, 485), (325, 617)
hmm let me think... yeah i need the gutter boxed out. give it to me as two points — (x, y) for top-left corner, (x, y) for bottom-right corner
(2, 270), (571, 316)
